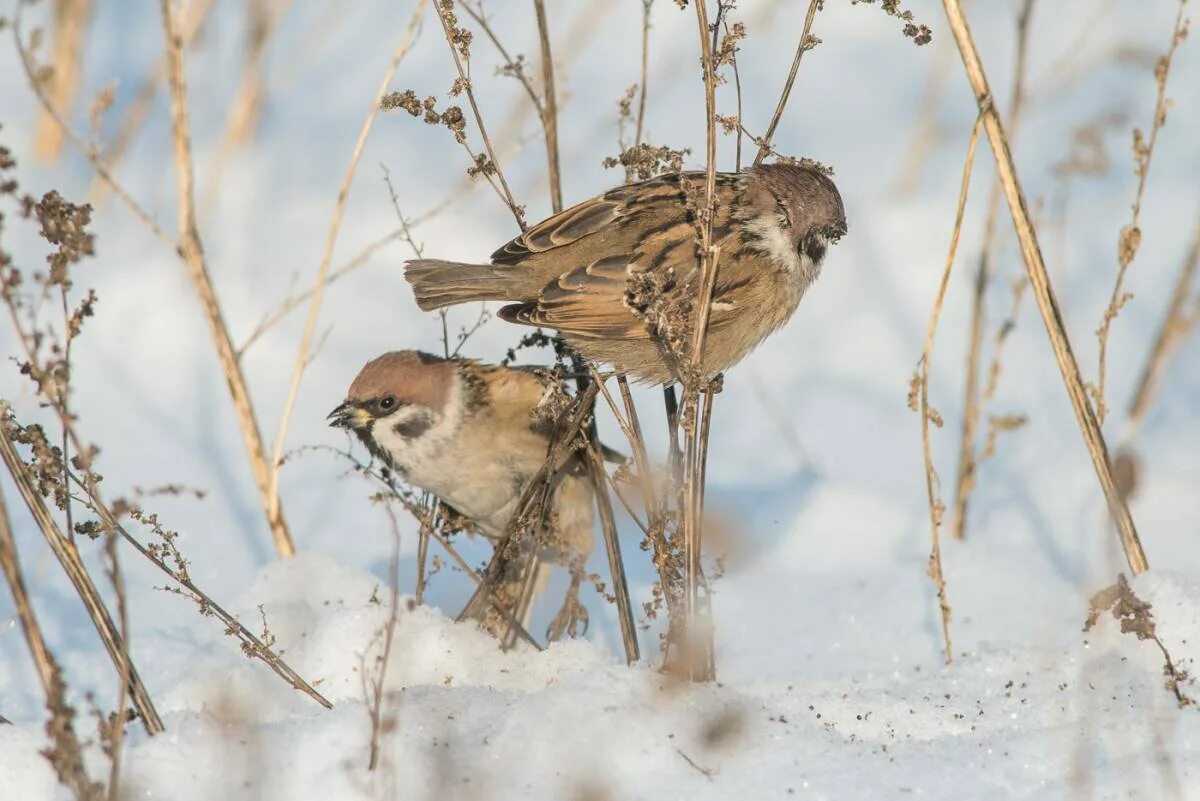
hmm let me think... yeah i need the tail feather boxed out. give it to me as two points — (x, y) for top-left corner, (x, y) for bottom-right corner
(405, 259), (516, 311)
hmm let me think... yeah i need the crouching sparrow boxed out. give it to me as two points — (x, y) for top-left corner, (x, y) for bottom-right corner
(405, 162), (846, 383)
(328, 350), (594, 638)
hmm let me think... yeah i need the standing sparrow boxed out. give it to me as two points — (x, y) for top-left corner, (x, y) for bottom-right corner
(328, 350), (594, 637)
(405, 162), (846, 383)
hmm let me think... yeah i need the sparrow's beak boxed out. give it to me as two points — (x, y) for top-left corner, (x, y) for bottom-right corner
(327, 400), (370, 430)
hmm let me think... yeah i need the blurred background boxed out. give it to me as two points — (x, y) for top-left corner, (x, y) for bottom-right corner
(1, 0), (1197, 716)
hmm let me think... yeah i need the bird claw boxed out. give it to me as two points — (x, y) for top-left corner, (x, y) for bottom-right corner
(546, 586), (589, 642)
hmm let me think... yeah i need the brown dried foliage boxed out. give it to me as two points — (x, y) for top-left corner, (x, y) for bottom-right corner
(1091, 2), (1190, 423)
(1085, 574), (1193, 708)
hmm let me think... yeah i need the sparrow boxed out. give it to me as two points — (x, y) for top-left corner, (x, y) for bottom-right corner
(328, 350), (594, 637)
(405, 162), (846, 384)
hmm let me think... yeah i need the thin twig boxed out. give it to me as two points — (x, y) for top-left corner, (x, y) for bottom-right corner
(940, 0), (1149, 575)
(104, 533), (130, 801)
(583, 435), (640, 664)
(14, 12), (178, 250)
(950, 0), (1036, 541)
(457, 384), (599, 626)
(201, 0), (297, 214)
(367, 504), (402, 771)
(457, 1), (544, 113)
(0, 483), (58, 707)
(88, 0), (218, 206)
(1125, 210), (1200, 436)
(671, 0), (724, 682)
(65, 465), (334, 709)
(532, 0), (563, 212)
(635, 1), (654, 149)
(915, 112), (984, 665)
(267, 0), (429, 529)
(429, 525), (543, 651)
(0, 416), (165, 734)
(34, 0), (92, 162)
(1094, 0), (1190, 423)
(752, 0), (821, 167)
(158, 0), (296, 557)
(725, 16), (745, 171)
(676, 748), (716, 781)
(434, 2), (526, 229)
(237, 228), (407, 357)
(0, 483), (98, 798)
(238, 182), (466, 357)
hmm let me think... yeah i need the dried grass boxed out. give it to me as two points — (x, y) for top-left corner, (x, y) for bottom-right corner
(909, 112), (985, 665)
(940, 0), (1150, 575)
(267, 0), (429, 548)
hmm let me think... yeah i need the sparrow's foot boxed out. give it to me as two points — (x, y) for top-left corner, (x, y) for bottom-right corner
(546, 575), (588, 641)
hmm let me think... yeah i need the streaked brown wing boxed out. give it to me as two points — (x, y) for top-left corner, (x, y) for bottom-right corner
(489, 172), (714, 266)
(494, 171), (747, 339)
(491, 195), (624, 264)
(501, 254), (645, 339)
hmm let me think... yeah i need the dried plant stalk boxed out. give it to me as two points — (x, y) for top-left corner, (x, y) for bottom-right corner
(940, 0), (1149, 575)
(202, 0), (297, 211)
(103, 533), (131, 801)
(88, 0), (218, 206)
(1125, 211), (1200, 435)
(532, 0), (563, 212)
(366, 505), (402, 771)
(0, 484), (99, 799)
(457, 385), (599, 629)
(158, 0), (295, 557)
(34, 0), (93, 161)
(950, 0), (1036, 541)
(914, 113), (984, 665)
(433, 0), (526, 229)
(584, 436), (640, 664)
(267, 0), (428, 537)
(892, 40), (953, 197)
(1094, 1), (1190, 423)
(669, 0), (725, 683)
(0, 418), (165, 735)
(752, 0), (820, 167)
(78, 482), (334, 710)
(0, 484), (58, 710)
(635, 0), (653, 149)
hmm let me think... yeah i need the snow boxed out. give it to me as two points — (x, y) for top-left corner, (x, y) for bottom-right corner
(2, 0), (1200, 798)
(9, 554), (1200, 799)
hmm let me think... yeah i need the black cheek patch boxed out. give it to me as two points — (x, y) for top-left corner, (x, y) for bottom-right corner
(393, 415), (433, 439)
(803, 237), (826, 264)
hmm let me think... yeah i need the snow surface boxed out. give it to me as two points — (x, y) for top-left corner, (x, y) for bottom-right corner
(2, 0), (1199, 798)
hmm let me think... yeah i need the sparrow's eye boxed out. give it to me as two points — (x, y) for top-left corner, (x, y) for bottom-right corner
(378, 396), (398, 413)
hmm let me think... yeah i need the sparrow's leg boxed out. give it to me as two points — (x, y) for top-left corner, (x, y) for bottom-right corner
(663, 384), (683, 479)
(546, 569), (588, 642)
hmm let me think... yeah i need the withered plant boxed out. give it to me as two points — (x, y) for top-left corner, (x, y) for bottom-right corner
(0, 133), (332, 793)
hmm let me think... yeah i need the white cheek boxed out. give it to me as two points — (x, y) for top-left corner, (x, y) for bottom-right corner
(372, 408), (446, 467)
(745, 215), (802, 274)
(373, 378), (465, 481)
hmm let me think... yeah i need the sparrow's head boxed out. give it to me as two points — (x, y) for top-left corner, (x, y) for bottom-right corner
(747, 161), (847, 272)
(328, 351), (460, 463)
